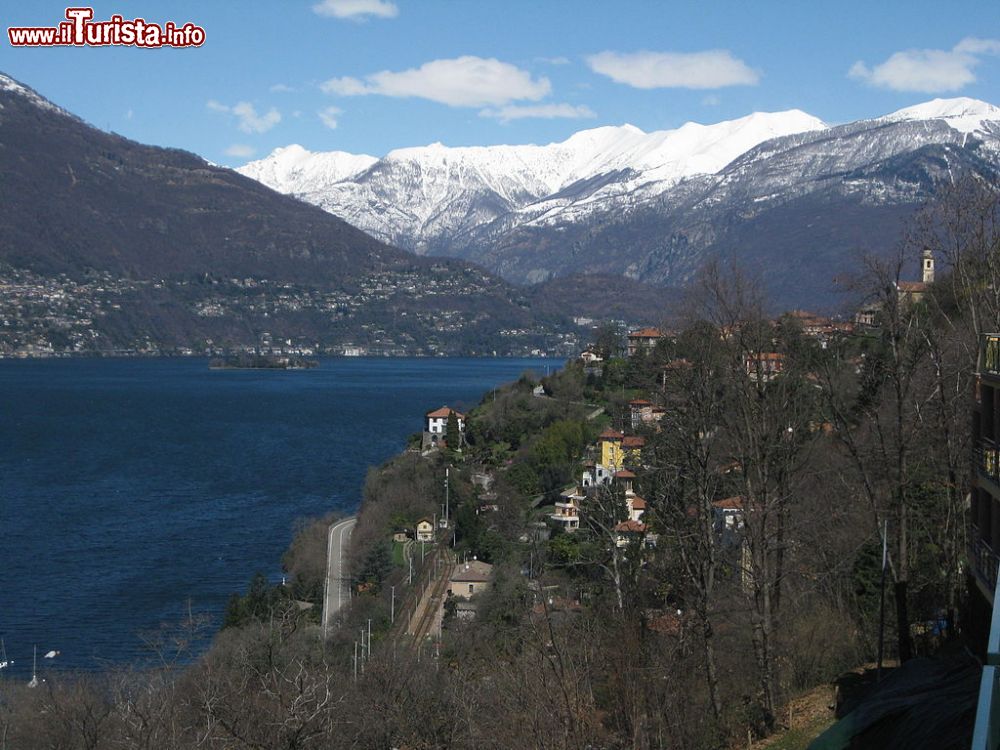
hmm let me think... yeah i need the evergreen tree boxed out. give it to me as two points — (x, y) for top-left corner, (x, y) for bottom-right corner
(445, 410), (462, 453)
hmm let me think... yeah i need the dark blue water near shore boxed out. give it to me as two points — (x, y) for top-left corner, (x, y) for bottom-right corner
(0, 356), (548, 677)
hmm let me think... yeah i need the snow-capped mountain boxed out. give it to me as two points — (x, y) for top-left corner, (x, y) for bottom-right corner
(241, 144), (378, 195)
(239, 110), (826, 253)
(239, 98), (1000, 305)
(880, 97), (1000, 135)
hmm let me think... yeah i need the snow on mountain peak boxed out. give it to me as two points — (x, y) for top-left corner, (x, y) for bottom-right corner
(0, 72), (72, 116)
(882, 97), (1000, 134)
(238, 144), (377, 192)
(238, 107), (829, 250)
(577, 109), (827, 185)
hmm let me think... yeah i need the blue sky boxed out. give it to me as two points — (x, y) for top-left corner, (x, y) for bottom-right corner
(2, 1), (999, 166)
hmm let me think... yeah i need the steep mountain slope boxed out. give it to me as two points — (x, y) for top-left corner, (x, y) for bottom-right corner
(466, 101), (1000, 301)
(0, 73), (582, 356)
(0, 75), (398, 283)
(242, 98), (1000, 308)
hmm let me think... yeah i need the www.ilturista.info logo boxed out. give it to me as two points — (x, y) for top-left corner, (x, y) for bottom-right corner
(8, 7), (205, 48)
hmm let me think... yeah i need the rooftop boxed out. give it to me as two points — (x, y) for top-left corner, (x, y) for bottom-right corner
(450, 560), (494, 583)
(712, 496), (744, 510)
(426, 405), (464, 419)
(629, 327), (662, 338)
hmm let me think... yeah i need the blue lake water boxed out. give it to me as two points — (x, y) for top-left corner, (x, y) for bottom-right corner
(0, 356), (549, 677)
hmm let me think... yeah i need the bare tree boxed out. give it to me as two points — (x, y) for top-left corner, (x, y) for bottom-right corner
(645, 322), (728, 722)
(681, 261), (822, 725)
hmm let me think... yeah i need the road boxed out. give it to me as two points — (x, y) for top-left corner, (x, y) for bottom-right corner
(321, 516), (356, 639)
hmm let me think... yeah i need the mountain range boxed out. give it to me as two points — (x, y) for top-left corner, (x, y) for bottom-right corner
(240, 98), (1000, 308)
(0, 73), (582, 357)
(3, 65), (999, 358)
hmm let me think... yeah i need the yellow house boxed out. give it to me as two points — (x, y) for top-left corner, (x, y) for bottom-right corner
(599, 428), (624, 470)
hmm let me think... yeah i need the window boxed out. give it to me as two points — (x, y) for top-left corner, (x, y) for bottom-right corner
(469, 584), (474, 594)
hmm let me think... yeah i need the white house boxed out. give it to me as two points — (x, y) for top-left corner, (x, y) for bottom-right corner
(626, 494), (647, 523)
(582, 462), (613, 487)
(416, 517), (435, 543)
(425, 406), (465, 435)
(551, 486), (583, 532)
(423, 406), (466, 450)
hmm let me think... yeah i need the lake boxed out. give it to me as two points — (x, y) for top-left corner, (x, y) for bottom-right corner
(0, 356), (550, 676)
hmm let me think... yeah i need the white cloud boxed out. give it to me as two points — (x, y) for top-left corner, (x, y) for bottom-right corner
(480, 102), (596, 123)
(320, 56), (551, 107)
(701, 94), (721, 107)
(535, 56), (570, 66)
(207, 100), (282, 134)
(269, 83), (295, 93)
(232, 102), (281, 133)
(849, 37), (1000, 93)
(955, 37), (1000, 55)
(125, 108), (133, 120)
(224, 144), (255, 158)
(587, 49), (759, 89)
(321, 76), (371, 96)
(318, 106), (342, 129)
(312, 0), (397, 20)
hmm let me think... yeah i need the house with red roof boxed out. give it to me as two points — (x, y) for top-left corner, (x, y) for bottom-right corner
(627, 494), (647, 523)
(613, 519), (649, 547)
(423, 405), (465, 450)
(627, 327), (663, 357)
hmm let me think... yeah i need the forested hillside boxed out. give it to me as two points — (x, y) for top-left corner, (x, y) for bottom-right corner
(2, 180), (997, 748)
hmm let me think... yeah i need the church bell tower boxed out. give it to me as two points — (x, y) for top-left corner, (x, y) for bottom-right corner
(922, 248), (935, 284)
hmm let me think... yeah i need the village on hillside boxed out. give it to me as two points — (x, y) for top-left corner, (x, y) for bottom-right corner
(385, 251), (940, 638)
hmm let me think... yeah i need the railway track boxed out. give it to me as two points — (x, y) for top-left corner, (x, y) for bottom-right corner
(405, 550), (453, 645)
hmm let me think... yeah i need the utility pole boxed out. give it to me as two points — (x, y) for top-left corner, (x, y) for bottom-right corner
(391, 585), (395, 624)
(445, 466), (450, 526)
(353, 641), (358, 682)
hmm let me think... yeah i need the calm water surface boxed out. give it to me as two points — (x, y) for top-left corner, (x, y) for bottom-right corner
(0, 356), (549, 676)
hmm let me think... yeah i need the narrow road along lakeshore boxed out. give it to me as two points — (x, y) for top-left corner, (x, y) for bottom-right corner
(322, 516), (357, 638)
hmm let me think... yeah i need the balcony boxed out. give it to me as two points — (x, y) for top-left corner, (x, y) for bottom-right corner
(982, 334), (1000, 379)
(978, 440), (1000, 490)
(972, 524), (1000, 597)
(551, 505), (580, 522)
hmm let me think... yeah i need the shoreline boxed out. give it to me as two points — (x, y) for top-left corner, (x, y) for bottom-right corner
(0, 352), (557, 361)
(0, 356), (546, 677)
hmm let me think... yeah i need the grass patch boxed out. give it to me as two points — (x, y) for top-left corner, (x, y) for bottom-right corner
(392, 540), (408, 567)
